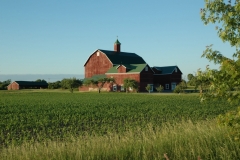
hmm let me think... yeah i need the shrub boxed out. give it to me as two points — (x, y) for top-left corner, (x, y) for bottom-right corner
(217, 107), (240, 140)
(155, 85), (164, 93)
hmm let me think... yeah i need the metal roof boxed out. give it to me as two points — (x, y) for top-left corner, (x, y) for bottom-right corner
(14, 81), (48, 86)
(106, 64), (147, 73)
(99, 49), (146, 64)
(153, 66), (182, 74)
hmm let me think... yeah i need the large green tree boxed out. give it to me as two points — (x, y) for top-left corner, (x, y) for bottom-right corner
(199, 0), (240, 103)
(198, 1), (240, 140)
(61, 78), (82, 93)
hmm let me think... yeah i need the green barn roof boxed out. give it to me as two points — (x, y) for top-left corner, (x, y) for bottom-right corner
(106, 64), (147, 73)
(99, 49), (146, 65)
(114, 39), (121, 44)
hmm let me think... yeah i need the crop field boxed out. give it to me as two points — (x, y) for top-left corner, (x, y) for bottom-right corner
(0, 91), (237, 148)
(1, 91), (240, 159)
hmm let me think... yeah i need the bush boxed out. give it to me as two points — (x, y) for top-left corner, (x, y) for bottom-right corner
(155, 85), (164, 93)
(173, 85), (181, 93)
(217, 107), (240, 140)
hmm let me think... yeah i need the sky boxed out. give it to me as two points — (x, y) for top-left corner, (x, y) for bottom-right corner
(0, 0), (236, 80)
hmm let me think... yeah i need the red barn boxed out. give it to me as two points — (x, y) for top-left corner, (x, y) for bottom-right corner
(7, 81), (48, 90)
(80, 39), (182, 92)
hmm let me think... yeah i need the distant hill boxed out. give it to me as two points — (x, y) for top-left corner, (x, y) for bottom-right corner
(0, 74), (84, 82)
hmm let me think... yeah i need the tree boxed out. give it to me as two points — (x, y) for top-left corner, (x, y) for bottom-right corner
(61, 78), (82, 93)
(145, 84), (152, 93)
(35, 79), (47, 83)
(187, 74), (196, 86)
(123, 78), (139, 93)
(155, 84), (164, 93)
(83, 77), (115, 93)
(200, 0), (240, 140)
(199, 0), (240, 103)
(173, 81), (187, 93)
(48, 81), (61, 89)
(187, 74), (194, 82)
(96, 78), (115, 93)
(0, 79), (11, 90)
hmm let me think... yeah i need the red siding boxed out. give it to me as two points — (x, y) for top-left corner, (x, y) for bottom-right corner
(114, 43), (120, 52)
(118, 65), (127, 73)
(7, 82), (19, 90)
(85, 51), (112, 78)
(107, 74), (139, 84)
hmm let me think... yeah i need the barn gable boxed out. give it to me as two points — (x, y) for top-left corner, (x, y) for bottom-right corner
(84, 49), (146, 67)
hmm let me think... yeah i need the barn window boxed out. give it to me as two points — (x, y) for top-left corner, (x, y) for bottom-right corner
(165, 84), (169, 89)
(175, 67), (177, 72)
(121, 85), (125, 91)
(97, 52), (100, 56)
(148, 84), (154, 92)
(145, 66), (148, 71)
(113, 85), (117, 92)
(129, 87), (133, 91)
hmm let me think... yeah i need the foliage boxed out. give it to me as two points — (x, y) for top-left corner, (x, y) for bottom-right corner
(123, 78), (139, 93)
(48, 81), (61, 89)
(173, 81), (187, 93)
(35, 79), (47, 83)
(199, 0), (240, 103)
(0, 92), (237, 147)
(200, 0), (240, 140)
(187, 73), (194, 82)
(61, 78), (82, 93)
(0, 80), (11, 90)
(145, 84), (152, 93)
(217, 107), (240, 141)
(187, 73), (197, 86)
(83, 77), (115, 93)
(201, 0), (240, 47)
(155, 84), (164, 93)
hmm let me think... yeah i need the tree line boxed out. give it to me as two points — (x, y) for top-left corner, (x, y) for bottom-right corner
(0, 80), (11, 90)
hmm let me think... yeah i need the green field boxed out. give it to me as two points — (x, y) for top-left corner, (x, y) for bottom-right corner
(0, 91), (240, 159)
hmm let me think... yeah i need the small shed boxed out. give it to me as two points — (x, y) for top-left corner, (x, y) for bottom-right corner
(7, 81), (48, 90)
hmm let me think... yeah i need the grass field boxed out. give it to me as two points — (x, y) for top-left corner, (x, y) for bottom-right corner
(0, 91), (239, 159)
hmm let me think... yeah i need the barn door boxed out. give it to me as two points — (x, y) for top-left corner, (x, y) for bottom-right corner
(171, 83), (176, 90)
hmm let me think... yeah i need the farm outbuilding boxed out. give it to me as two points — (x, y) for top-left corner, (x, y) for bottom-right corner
(80, 39), (182, 92)
(7, 81), (48, 90)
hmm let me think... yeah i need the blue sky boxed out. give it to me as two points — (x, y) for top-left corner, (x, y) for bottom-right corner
(0, 0), (236, 79)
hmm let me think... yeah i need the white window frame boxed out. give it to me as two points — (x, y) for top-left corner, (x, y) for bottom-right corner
(113, 85), (117, 92)
(120, 85), (125, 91)
(171, 83), (176, 90)
(97, 52), (100, 56)
(165, 84), (169, 90)
(175, 67), (177, 72)
(148, 84), (154, 92)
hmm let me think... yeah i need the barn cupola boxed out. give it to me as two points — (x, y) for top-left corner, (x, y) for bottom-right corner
(114, 39), (121, 52)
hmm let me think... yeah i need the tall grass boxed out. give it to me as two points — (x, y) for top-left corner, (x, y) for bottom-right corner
(1, 120), (239, 160)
